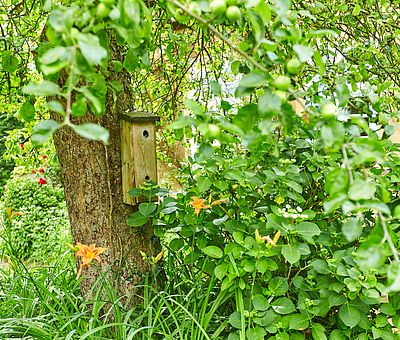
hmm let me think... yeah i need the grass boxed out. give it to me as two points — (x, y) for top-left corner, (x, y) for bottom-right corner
(0, 244), (234, 339)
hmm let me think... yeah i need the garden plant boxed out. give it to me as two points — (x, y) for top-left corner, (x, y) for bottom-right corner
(0, 0), (400, 339)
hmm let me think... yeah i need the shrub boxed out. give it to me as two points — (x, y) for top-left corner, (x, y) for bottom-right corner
(1, 176), (70, 262)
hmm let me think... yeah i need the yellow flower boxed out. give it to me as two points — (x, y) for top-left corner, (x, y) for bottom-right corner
(211, 198), (229, 205)
(255, 230), (281, 246)
(189, 196), (210, 215)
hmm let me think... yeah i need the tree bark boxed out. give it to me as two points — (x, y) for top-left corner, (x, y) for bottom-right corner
(52, 45), (160, 302)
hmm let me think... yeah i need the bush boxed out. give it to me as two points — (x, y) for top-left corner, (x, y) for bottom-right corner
(0, 111), (23, 196)
(1, 176), (70, 262)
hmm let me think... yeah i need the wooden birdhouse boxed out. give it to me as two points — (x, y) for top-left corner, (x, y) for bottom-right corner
(120, 111), (160, 205)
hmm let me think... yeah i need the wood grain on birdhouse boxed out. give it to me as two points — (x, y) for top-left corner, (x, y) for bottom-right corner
(120, 112), (159, 205)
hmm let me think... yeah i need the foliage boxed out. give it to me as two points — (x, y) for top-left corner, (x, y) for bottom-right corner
(0, 244), (231, 339)
(1, 176), (70, 262)
(2, 0), (400, 338)
(0, 110), (23, 195)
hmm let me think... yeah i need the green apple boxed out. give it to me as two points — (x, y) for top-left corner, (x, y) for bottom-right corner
(188, 2), (202, 17)
(321, 102), (339, 119)
(286, 58), (302, 75)
(273, 75), (291, 91)
(226, 5), (241, 21)
(210, 0), (227, 16)
(208, 124), (221, 137)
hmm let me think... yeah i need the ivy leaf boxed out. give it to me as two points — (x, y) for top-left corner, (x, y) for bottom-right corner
(342, 217), (362, 242)
(2, 51), (18, 73)
(138, 202), (157, 216)
(127, 211), (148, 227)
(31, 120), (60, 146)
(77, 33), (108, 65)
(339, 304), (361, 328)
(72, 123), (109, 144)
(272, 297), (296, 314)
(281, 244), (300, 264)
(202, 246), (223, 258)
(23, 81), (61, 96)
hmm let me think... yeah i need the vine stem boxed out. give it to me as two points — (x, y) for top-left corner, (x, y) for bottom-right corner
(379, 211), (400, 263)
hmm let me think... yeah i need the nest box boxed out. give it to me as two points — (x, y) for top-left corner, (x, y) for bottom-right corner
(120, 111), (160, 205)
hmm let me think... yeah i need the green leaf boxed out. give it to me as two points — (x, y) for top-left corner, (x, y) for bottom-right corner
(293, 222), (321, 241)
(184, 99), (203, 115)
(293, 44), (314, 63)
(288, 314), (309, 330)
(71, 97), (87, 117)
(380, 303), (396, 316)
(387, 262), (400, 293)
(39, 46), (69, 65)
(23, 81), (61, 96)
(268, 277), (288, 296)
(210, 80), (222, 96)
(138, 202), (157, 216)
(77, 33), (108, 65)
(394, 205), (400, 219)
(246, 327), (266, 340)
(169, 238), (184, 251)
(202, 246), (223, 259)
(214, 263), (229, 280)
(311, 323), (326, 340)
(229, 311), (242, 329)
(31, 120), (60, 146)
(323, 194), (347, 214)
(352, 3), (361, 15)
(197, 176), (212, 192)
(2, 51), (18, 73)
(239, 71), (267, 88)
(311, 260), (330, 274)
(281, 244), (300, 264)
(253, 294), (270, 311)
(339, 304), (361, 328)
(272, 297), (296, 314)
(127, 211), (148, 227)
(258, 90), (281, 115)
(72, 123), (109, 144)
(19, 101), (35, 122)
(342, 217), (362, 242)
(128, 188), (142, 197)
(46, 101), (65, 115)
(348, 179), (376, 201)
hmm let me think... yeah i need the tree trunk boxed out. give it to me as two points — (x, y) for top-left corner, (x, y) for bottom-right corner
(52, 46), (160, 301)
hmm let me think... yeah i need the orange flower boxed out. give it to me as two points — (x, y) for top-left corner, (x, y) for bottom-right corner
(189, 196), (210, 215)
(68, 242), (107, 278)
(75, 242), (107, 266)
